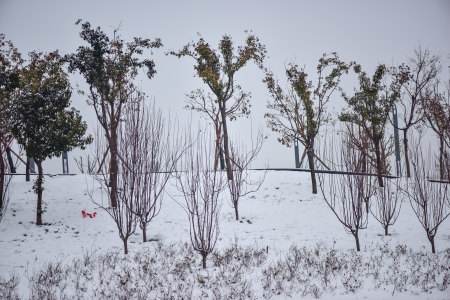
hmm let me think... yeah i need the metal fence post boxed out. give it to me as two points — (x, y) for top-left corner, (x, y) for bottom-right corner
(294, 139), (300, 168)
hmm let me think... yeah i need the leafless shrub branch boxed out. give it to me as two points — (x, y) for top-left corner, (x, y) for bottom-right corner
(318, 131), (374, 251)
(228, 130), (265, 220)
(175, 131), (225, 268)
(405, 140), (449, 253)
(370, 178), (402, 235)
(123, 99), (184, 242)
(73, 155), (97, 174)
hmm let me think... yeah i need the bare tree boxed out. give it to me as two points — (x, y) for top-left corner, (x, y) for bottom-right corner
(124, 98), (183, 242)
(265, 53), (354, 194)
(392, 48), (439, 177)
(89, 92), (156, 254)
(175, 132), (224, 268)
(90, 135), (138, 254)
(370, 178), (402, 236)
(405, 145), (449, 254)
(228, 131), (265, 221)
(318, 133), (373, 251)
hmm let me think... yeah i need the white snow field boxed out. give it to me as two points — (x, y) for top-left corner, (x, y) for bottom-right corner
(0, 171), (449, 299)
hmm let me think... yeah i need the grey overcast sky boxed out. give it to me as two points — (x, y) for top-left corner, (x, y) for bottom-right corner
(1, 0), (449, 172)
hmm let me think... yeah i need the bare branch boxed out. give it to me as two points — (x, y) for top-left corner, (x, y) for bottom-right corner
(175, 130), (224, 268)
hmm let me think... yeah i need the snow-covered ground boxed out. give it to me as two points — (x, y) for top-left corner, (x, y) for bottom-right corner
(0, 171), (449, 299)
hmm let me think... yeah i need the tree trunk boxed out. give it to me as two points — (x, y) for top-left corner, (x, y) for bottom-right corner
(142, 222), (147, 243)
(384, 225), (389, 236)
(213, 125), (225, 171)
(306, 144), (317, 194)
(202, 253), (207, 269)
(361, 136), (368, 173)
(109, 127), (118, 208)
(445, 150), (450, 182)
(213, 138), (225, 171)
(429, 235), (436, 254)
(0, 153), (5, 211)
(6, 148), (15, 173)
(439, 136), (445, 180)
(219, 147), (225, 170)
(35, 160), (43, 226)
(123, 238), (129, 255)
(234, 202), (239, 221)
(26, 157), (31, 182)
(354, 232), (361, 251)
(374, 138), (384, 187)
(214, 136), (219, 171)
(403, 129), (411, 178)
(218, 101), (233, 181)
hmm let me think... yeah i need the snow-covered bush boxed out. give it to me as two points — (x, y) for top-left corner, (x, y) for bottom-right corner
(0, 275), (20, 300)
(29, 262), (67, 300)
(1, 243), (448, 299)
(261, 244), (449, 298)
(261, 245), (348, 298)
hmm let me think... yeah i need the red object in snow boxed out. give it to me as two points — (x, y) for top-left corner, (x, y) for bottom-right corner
(81, 210), (97, 219)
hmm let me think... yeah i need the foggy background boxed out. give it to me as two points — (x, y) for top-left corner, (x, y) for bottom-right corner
(1, 0), (449, 173)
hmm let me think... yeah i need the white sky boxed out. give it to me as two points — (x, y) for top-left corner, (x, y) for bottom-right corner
(1, 0), (449, 172)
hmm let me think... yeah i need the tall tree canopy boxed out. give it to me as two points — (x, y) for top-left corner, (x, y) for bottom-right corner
(264, 53), (354, 194)
(66, 21), (162, 207)
(170, 34), (266, 180)
(340, 64), (407, 187)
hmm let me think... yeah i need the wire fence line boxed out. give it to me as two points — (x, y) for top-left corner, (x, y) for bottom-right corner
(2, 168), (399, 178)
(3, 169), (449, 184)
(2, 173), (77, 176)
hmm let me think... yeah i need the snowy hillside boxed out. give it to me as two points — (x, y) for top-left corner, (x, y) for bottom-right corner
(0, 172), (449, 299)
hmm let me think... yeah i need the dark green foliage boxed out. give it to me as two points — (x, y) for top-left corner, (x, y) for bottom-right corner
(11, 51), (91, 161)
(0, 34), (22, 94)
(66, 21), (162, 111)
(0, 34), (23, 144)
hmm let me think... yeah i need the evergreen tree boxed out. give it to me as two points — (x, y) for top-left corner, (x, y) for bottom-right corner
(10, 51), (92, 225)
(66, 21), (162, 208)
